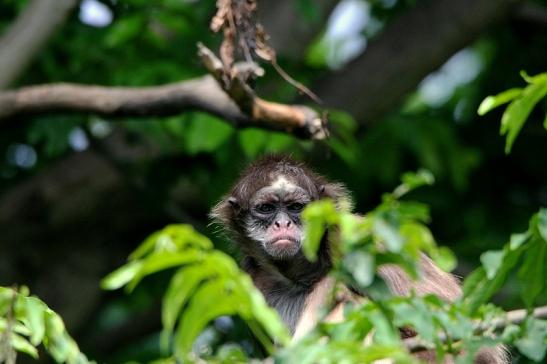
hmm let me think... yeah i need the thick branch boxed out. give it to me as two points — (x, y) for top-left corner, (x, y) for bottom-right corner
(0, 75), (325, 139)
(316, 0), (520, 123)
(0, 0), (78, 89)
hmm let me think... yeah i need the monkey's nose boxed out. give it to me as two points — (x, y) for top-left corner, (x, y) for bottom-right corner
(274, 219), (291, 228)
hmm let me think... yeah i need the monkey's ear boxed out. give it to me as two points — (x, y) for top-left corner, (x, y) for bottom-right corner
(210, 196), (240, 226)
(227, 197), (239, 208)
(319, 183), (353, 212)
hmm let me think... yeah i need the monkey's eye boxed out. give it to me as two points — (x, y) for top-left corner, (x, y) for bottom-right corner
(287, 202), (305, 212)
(256, 203), (275, 214)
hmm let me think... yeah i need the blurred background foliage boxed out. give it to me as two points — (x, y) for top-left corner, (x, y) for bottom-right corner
(0, 0), (546, 362)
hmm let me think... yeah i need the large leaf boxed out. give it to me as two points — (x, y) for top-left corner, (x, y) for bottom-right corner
(515, 318), (547, 361)
(100, 260), (144, 290)
(0, 287), (90, 363)
(302, 200), (338, 260)
(499, 75), (547, 153)
(517, 239), (546, 308)
(23, 297), (47, 346)
(174, 278), (241, 356)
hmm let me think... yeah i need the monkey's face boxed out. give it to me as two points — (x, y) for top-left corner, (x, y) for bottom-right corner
(244, 176), (310, 260)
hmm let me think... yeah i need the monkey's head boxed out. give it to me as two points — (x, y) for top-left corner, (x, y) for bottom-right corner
(211, 155), (351, 261)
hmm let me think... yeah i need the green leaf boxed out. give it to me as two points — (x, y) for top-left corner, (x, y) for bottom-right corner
(302, 200), (338, 261)
(161, 264), (216, 348)
(500, 79), (547, 153)
(510, 231), (530, 250)
(392, 300), (436, 343)
(396, 202), (431, 223)
(343, 251), (375, 288)
(0, 288), (89, 363)
(520, 70), (547, 84)
(537, 208), (547, 241)
(129, 224), (212, 260)
(11, 333), (39, 359)
(464, 246), (523, 313)
(373, 218), (404, 252)
(43, 311), (77, 363)
(174, 278), (240, 356)
(480, 250), (505, 280)
(477, 88), (522, 115)
(429, 247), (457, 273)
(215, 344), (248, 362)
(127, 251), (203, 291)
(392, 169), (434, 198)
(100, 260), (144, 290)
(162, 251), (240, 345)
(515, 318), (547, 361)
(367, 309), (400, 345)
(23, 297), (46, 346)
(517, 239), (546, 308)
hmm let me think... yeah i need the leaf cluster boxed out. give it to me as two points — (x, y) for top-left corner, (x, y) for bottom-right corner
(0, 286), (90, 364)
(478, 72), (547, 154)
(101, 224), (290, 362)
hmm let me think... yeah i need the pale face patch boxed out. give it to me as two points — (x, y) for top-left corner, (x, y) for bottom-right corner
(270, 176), (298, 193)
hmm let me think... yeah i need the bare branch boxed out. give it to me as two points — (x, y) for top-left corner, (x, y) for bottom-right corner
(0, 75), (326, 140)
(0, 0), (78, 89)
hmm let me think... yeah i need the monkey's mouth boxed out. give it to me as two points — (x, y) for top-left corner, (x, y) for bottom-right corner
(269, 236), (298, 246)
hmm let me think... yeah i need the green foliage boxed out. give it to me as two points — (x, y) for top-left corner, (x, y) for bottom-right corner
(294, 173), (546, 363)
(101, 224), (290, 361)
(0, 286), (91, 364)
(464, 209), (547, 312)
(302, 169), (454, 277)
(478, 71), (547, 153)
(3, 173), (546, 363)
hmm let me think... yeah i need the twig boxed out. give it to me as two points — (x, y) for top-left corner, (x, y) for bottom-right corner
(197, 43), (327, 139)
(271, 59), (323, 104)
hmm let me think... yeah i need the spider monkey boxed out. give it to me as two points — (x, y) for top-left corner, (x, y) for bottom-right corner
(211, 155), (507, 363)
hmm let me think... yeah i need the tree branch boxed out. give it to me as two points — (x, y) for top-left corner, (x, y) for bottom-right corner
(0, 74), (326, 139)
(316, 0), (521, 124)
(0, 0), (78, 89)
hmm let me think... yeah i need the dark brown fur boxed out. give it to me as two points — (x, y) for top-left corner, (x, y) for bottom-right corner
(211, 155), (507, 363)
